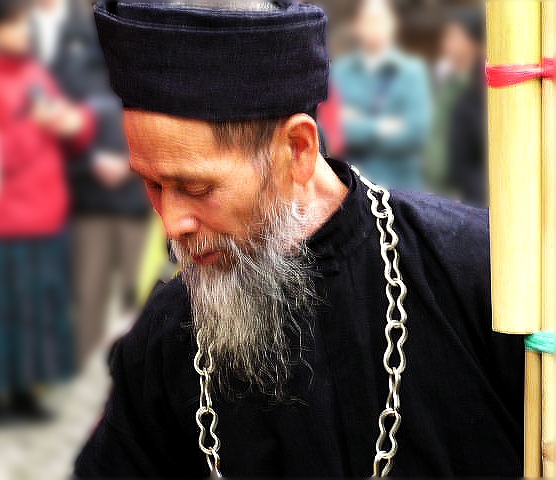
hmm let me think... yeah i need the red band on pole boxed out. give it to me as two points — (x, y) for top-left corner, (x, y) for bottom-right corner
(486, 57), (554, 87)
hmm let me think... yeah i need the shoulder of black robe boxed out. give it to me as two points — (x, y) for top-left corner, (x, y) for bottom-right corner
(386, 188), (523, 475)
(302, 165), (523, 476)
(75, 161), (524, 478)
(390, 188), (523, 413)
(74, 277), (208, 478)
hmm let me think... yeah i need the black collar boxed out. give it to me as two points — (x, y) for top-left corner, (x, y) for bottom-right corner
(307, 159), (375, 275)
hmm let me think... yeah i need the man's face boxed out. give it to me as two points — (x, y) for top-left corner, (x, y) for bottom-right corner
(353, 0), (398, 54)
(125, 110), (286, 268)
(441, 23), (480, 75)
(0, 10), (32, 56)
(35, 0), (61, 11)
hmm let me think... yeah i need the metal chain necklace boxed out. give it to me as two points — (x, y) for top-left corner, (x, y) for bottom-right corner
(353, 168), (409, 477)
(194, 329), (222, 477)
(193, 168), (409, 478)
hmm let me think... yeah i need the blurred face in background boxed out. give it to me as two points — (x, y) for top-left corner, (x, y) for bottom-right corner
(0, 7), (32, 56)
(441, 22), (482, 76)
(35, 0), (61, 11)
(352, 0), (398, 55)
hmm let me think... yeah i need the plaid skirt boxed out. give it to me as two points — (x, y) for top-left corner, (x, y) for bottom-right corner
(0, 234), (75, 393)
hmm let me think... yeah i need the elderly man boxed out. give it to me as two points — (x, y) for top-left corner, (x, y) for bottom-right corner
(75, 1), (523, 477)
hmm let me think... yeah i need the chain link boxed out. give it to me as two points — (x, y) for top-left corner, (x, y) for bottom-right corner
(352, 167), (409, 477)
(193, 168), (408, 478)
(194, 329), (222, 478)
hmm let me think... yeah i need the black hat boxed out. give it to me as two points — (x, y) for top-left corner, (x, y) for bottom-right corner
(93, 1), (330, 121)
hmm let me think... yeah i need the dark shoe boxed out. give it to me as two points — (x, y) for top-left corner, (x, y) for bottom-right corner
(10, 391), (55, 423)
(0, 400), (17, 426)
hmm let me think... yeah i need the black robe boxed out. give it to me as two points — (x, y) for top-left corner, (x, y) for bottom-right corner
(75, 160), (524, 477)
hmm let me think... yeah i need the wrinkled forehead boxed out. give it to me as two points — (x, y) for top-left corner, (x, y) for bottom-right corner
(124, 109), (216, 148)
(124, 109), (251, 180)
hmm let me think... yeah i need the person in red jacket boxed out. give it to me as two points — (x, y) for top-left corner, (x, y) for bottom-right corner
(0, 0), (95, 422)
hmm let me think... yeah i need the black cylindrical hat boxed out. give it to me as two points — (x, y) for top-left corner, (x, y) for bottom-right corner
(93, 1), (330, 121)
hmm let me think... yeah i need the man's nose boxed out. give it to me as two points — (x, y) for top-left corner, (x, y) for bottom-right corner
(161, 190), (200, 239)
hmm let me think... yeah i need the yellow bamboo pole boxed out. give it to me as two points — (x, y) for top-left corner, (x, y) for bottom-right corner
(487, 0), (543, 336)
(486, 2), (543, 477)
(524, 350), (543, 477)
(137, 214), (176, 305)
(541, 1), (555, 476)
(542, 356), (554, 476)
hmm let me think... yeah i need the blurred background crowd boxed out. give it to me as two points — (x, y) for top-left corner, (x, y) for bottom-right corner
(320, 0), (486, 204)
(0, 0), (485, 478)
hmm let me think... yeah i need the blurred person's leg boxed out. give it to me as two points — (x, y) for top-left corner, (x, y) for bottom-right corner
(0, 240), (11, 420)
(0, 234), (74, 422)
(36, 233), (74, 384)
(115, 217), (150, 316)
(72, 217), (115, 370)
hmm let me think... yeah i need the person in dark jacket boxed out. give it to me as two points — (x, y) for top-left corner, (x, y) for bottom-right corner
(448, 63), (487, 207)
(424, 8), (485, 197)
(75, 2), (523, 477)
(33, 0), (151, 368)
(446, 8), (488, 207)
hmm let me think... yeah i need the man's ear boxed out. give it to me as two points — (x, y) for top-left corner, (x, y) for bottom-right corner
(280, 113), (320, 186)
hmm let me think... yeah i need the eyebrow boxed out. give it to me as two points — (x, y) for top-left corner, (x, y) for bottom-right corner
(130, 165), (210, 185)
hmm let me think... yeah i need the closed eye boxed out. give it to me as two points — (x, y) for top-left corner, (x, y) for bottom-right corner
(143, 176), (213, 198)
(178, 184), (214, 198)
(145, 179), (162, 192)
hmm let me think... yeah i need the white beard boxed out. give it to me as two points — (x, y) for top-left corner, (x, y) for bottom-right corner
(172, 200), (317, 400)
